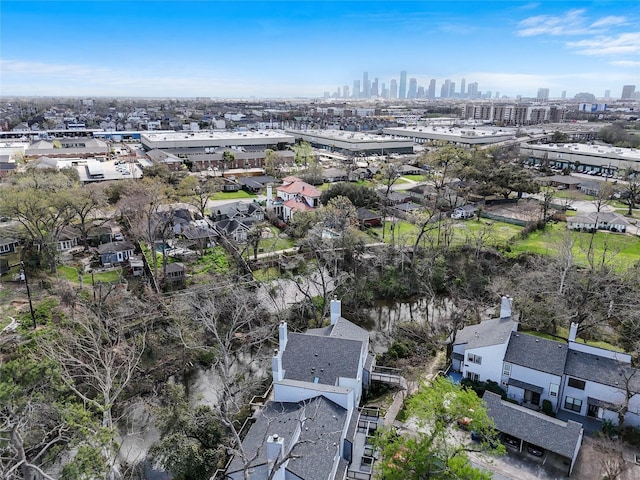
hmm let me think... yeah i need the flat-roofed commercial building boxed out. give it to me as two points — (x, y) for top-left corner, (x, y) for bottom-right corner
(520, 143), (640, 175)
(383, 125), (515, 146)
(140, 130), (295, 151)
(285, 129), (414, 156)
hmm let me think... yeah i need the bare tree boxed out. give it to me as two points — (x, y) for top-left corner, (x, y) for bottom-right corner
(592, 436), (631, 480)
(39, 310), (147, 479)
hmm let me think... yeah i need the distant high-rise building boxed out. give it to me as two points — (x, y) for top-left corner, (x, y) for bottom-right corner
(537, 88), (550, 101)
(324, 91), (330, 99)
(621, 85), (636, 99)
(604, 89), (611, 99)
(390, 79), (398, 99)
(441, 79), (451, 98)
(352, 80), (360, 99)
(561, 90), (566, 99)
(460, 78), (466, 97)
(495, 92), (500, 99)
(371, 78), (379, 97)
(381, 83), (388, 99)
(417, 86), (425, 98)
(428, 79), (436, 99)
(450, 82), (456, 98)
(408, 78), (418, 99)
(343, 85), (350, 99)
(467, 82), (479, 98)
(399, 71), (407, 99)
(363, 72), (370, 98)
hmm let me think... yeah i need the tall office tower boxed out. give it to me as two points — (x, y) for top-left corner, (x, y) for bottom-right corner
(336, 87), (341, 98)
(561, 90), (566, 99)
(537, 88), (550, 101)
(408, 78), (418, 99)
(390, 79), (398, 99)
(428, 79), (436, 99)
(449, 82), (456, 98)
(460, 78), (466, 98)
(399, 71), (407, 99)
(363, 72), (370, 98)
(343, 85), (350, 98)
(381, 83), (388, 99)
(441, 79), (451, 98)
(495, 92), (500, 99)
(467, 82), (478, 98)
(483, 91), (492, 99)
(417, 86), (425, 98)
(604, 89), (611, 99)
(352, 80), (360, 99)
(371, 78), (379, 97)
(621, 85), (636, 99)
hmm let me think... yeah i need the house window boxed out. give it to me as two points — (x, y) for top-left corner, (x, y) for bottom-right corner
(467, 353), (482, 365)
(564, 396), (583, 412)
(549, 383), (559, 397)
(503, 362), (511, 376)
(568, 378), (586, 390)
(466, 371), (479, 382)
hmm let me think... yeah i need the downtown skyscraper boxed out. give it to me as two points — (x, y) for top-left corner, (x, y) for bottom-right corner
(399, 71), (407, 99)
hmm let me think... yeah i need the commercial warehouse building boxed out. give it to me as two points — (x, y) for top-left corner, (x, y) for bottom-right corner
(382, 125), (515, 146)
(285, 128), (414, 156)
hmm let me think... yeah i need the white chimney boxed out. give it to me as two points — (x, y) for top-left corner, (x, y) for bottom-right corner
(267, 434), (285, 480)
(266, 184), (273, 211)
(499, 296), (513, 319)
(330, 297), (341, 325)
(569, 322), (578, 342)
(272, 349), (284, 382)
(279, 322), (288, 352)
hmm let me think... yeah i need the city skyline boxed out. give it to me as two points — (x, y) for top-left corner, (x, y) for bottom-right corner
(1, 1), (639, 99)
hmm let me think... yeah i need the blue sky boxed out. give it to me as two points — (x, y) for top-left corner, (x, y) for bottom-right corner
(1, 0), (638, 98)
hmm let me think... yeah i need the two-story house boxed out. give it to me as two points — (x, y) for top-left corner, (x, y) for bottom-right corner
(268, 177), (321, 222)
(450, 296), (517, 383)
(225, 299), (378, 480)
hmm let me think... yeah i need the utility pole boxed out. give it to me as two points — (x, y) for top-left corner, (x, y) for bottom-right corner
(11, 262), (36, 329)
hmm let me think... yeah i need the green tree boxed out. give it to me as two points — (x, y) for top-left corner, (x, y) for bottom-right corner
(221, 150), (235, 176)
(0, 169), (77, 272)
(178, 175), (223, 219)
(375, 377), (503, 480)
(149, 384), (224, 480)
(320, 182), (380, 209)
(291, 141), (315, 167)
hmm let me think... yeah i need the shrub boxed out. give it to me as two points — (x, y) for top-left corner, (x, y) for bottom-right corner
(541, 399), (554, 416)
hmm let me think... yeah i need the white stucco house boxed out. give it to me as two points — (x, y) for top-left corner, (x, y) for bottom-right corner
(225, 299), (379, 480)
(450, 309), (640, 428)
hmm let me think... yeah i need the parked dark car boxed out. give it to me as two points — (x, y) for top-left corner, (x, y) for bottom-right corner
(527, 445), (545, 457)
(502, 434), (520, 448)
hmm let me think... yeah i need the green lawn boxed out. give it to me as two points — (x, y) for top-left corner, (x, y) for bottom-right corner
(58, 265), (123, 284)
(210, 190), (258, 200)
(508, 222), (640, 269)
(524, 327), (624, 352)
(192, 247), (231, 275)
(369, 218), (523, 248)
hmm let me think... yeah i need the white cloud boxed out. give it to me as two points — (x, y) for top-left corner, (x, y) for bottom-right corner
(567, 32), (640, 56)
(590, 16), (628, 28)
(517, 10), (631, 37)
(517, 9), (588, 36)
(610, 60), (640, 67)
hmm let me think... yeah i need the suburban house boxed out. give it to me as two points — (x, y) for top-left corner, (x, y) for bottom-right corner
(97, 241), (136, 266)
(451, 305), (640, 427)
(225, 299), (380, 480)
(0, 237), (20, 256)
(566, 211), (629, 233)
(58, 226), (81, 251)
(322, 167), (349, 183)
(450, 297), (518, 383)
(356, 207), (382, 228)
(211, 201), (264, 223)
(164, 262), (186, 284)
(267, 177), (321, 222)
(213, 218), (255, 243)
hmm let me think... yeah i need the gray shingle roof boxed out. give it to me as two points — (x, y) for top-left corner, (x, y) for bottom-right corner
(504, 332), (567, 376)
(226, 396), (347, 480)
(483, 391), (583, 459)
(453, 317), (516, 349)
(282, 333), (362, 385)
(564, 349), (640, 392)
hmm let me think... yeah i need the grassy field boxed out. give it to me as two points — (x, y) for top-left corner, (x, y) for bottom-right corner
(508, 222), (640, 269)
(58, 265), (123, 284)
(210, 190), (258, 201)
(369, 218), (523, 248)
(524, 326), (624, 352)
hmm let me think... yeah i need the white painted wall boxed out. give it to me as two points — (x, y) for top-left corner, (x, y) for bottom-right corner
(461, 343), (508, 384)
